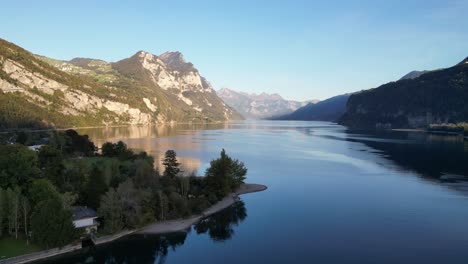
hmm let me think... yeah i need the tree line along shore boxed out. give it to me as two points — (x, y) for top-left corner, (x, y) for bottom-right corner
(0, 129), (260, 260)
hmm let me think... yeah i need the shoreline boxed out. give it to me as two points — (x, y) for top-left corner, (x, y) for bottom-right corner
(1, 183), (267, 264)
(0, 121), (237, 134)
(138, 183), (267, 235)
(392, 128), (467, 137)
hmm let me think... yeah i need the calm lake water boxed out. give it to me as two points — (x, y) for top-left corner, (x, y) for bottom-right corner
(40, 121), (468, 264)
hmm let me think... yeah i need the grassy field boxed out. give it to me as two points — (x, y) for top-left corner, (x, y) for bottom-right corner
(0, 237), (42, 259)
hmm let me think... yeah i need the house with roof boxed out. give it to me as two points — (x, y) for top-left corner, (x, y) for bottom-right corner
(72, 206), (99, 234)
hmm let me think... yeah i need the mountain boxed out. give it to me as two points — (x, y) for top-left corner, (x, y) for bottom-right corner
(458, 57), (468, 65)
(217, 88), (317, 119)
(273, 94), (350, 122)
(339, 57), (468, 129)
(399, 70), (430, 80)
(0, 38), (242, 129)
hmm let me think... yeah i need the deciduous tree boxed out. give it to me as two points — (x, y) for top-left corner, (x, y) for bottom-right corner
(98, 188), (123, 234)
(31, 198), (77, 248)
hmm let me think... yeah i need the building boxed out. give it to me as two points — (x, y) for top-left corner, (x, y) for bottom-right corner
(27, 145), (44, 151)
(72, 206), (99, 234)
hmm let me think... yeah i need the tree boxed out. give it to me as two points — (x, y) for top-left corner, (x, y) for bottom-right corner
(16, 131), (28, 145)
(162, 150), (182, 178)
(64, 129), (96, 156)
(8, 187), (21, 239)
(83, 165), (108, 210)
(204, 149), (248, 200)
(98, 188), (123, 234)
(228, 158), (247, 189)
(20, 195), (30, 244)
(154, 190), (169, 221)
(133, 158), (157, 189)
(101, 141), (132, 160)
(178, 176), (190, 198)
(0, 144), (40, 188)
(38, 145), (65, 189)
(101, 142), (117, 157)
(28, 179), (61, 209)
(31, 198), (77, 248)
(62, 165), (86, 193)
(0, 188), (3, 237)
(49, 130), (69, 153)
(117, 180), (142, 228)
(61, 192), (78, 210)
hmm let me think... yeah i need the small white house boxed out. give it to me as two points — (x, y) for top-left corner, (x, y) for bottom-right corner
(28, 145), (44, 152)
(72, 206), (99, 234)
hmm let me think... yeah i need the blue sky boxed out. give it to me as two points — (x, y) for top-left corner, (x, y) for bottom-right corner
(1, 0), (468, 101)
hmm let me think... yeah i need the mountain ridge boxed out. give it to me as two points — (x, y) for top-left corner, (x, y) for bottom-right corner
(0, 38), (243, 129)
(217, 88), (317, 119)
(339, 57), (468, 128)
(272, 94), (350, 122)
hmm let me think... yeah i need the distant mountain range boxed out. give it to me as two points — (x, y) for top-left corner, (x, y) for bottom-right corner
(216, 88), (318, 119)
(273, 94), (350, 122)
(273, 61), (468, 125)
(339, 57), (468, 128)
(3, 36), (467, 130)
(0, 38), (242, 129)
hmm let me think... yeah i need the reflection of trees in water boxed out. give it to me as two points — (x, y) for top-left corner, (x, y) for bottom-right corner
(42, 233), (188, 264)
(194, 200), (247, 242)
(44, 201), (247, 264)
(346, 130), (468, 178)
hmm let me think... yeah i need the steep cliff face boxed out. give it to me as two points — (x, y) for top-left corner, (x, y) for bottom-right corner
(217, 88), (315, 119)
(339, 58), (468, 129)
(0, 38), (242, 129)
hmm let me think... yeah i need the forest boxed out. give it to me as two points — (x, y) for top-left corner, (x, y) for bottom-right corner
(0, 129), (247, 251)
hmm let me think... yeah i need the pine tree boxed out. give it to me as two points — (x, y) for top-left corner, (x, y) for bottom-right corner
(162, 150), (182, 178)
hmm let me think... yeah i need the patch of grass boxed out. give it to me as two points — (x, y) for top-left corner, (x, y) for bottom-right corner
(0, 237), (42, 259)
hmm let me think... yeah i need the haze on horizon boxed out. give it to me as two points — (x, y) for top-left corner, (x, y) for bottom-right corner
(1, 0), (467, 101)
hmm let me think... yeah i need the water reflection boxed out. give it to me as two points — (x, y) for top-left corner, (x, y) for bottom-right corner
(77, 124), (222, 175)
(194, 200), (247, 242)
(38, 201), (247, 264)
(344, 130), (468, 179)
(35, 122), (468, 263)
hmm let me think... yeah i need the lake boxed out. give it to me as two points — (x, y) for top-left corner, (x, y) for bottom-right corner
(39, 121), (468, 263)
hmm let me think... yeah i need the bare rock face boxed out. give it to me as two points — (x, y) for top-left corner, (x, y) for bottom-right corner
(137, 51), (207, 92)
(111, 50), (241, 121)
(103, 100), (152, 125)
(1, 59), (68, 94)
(0, 78), (21, 92)
(143, 98), (157, 112)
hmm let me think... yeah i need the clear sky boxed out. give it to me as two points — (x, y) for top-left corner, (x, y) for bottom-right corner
(1, 0), (467, 101)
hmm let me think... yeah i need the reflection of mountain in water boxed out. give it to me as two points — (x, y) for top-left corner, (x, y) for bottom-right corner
(39, 201), (248, 264)
(345, 130), (468, 179)
(77, 124), (229, 175)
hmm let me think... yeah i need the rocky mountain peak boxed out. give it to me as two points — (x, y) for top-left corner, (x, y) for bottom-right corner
(159, 51), (195, 73)
(160, 51), (185, 63)
(135, 51), (160, 64)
